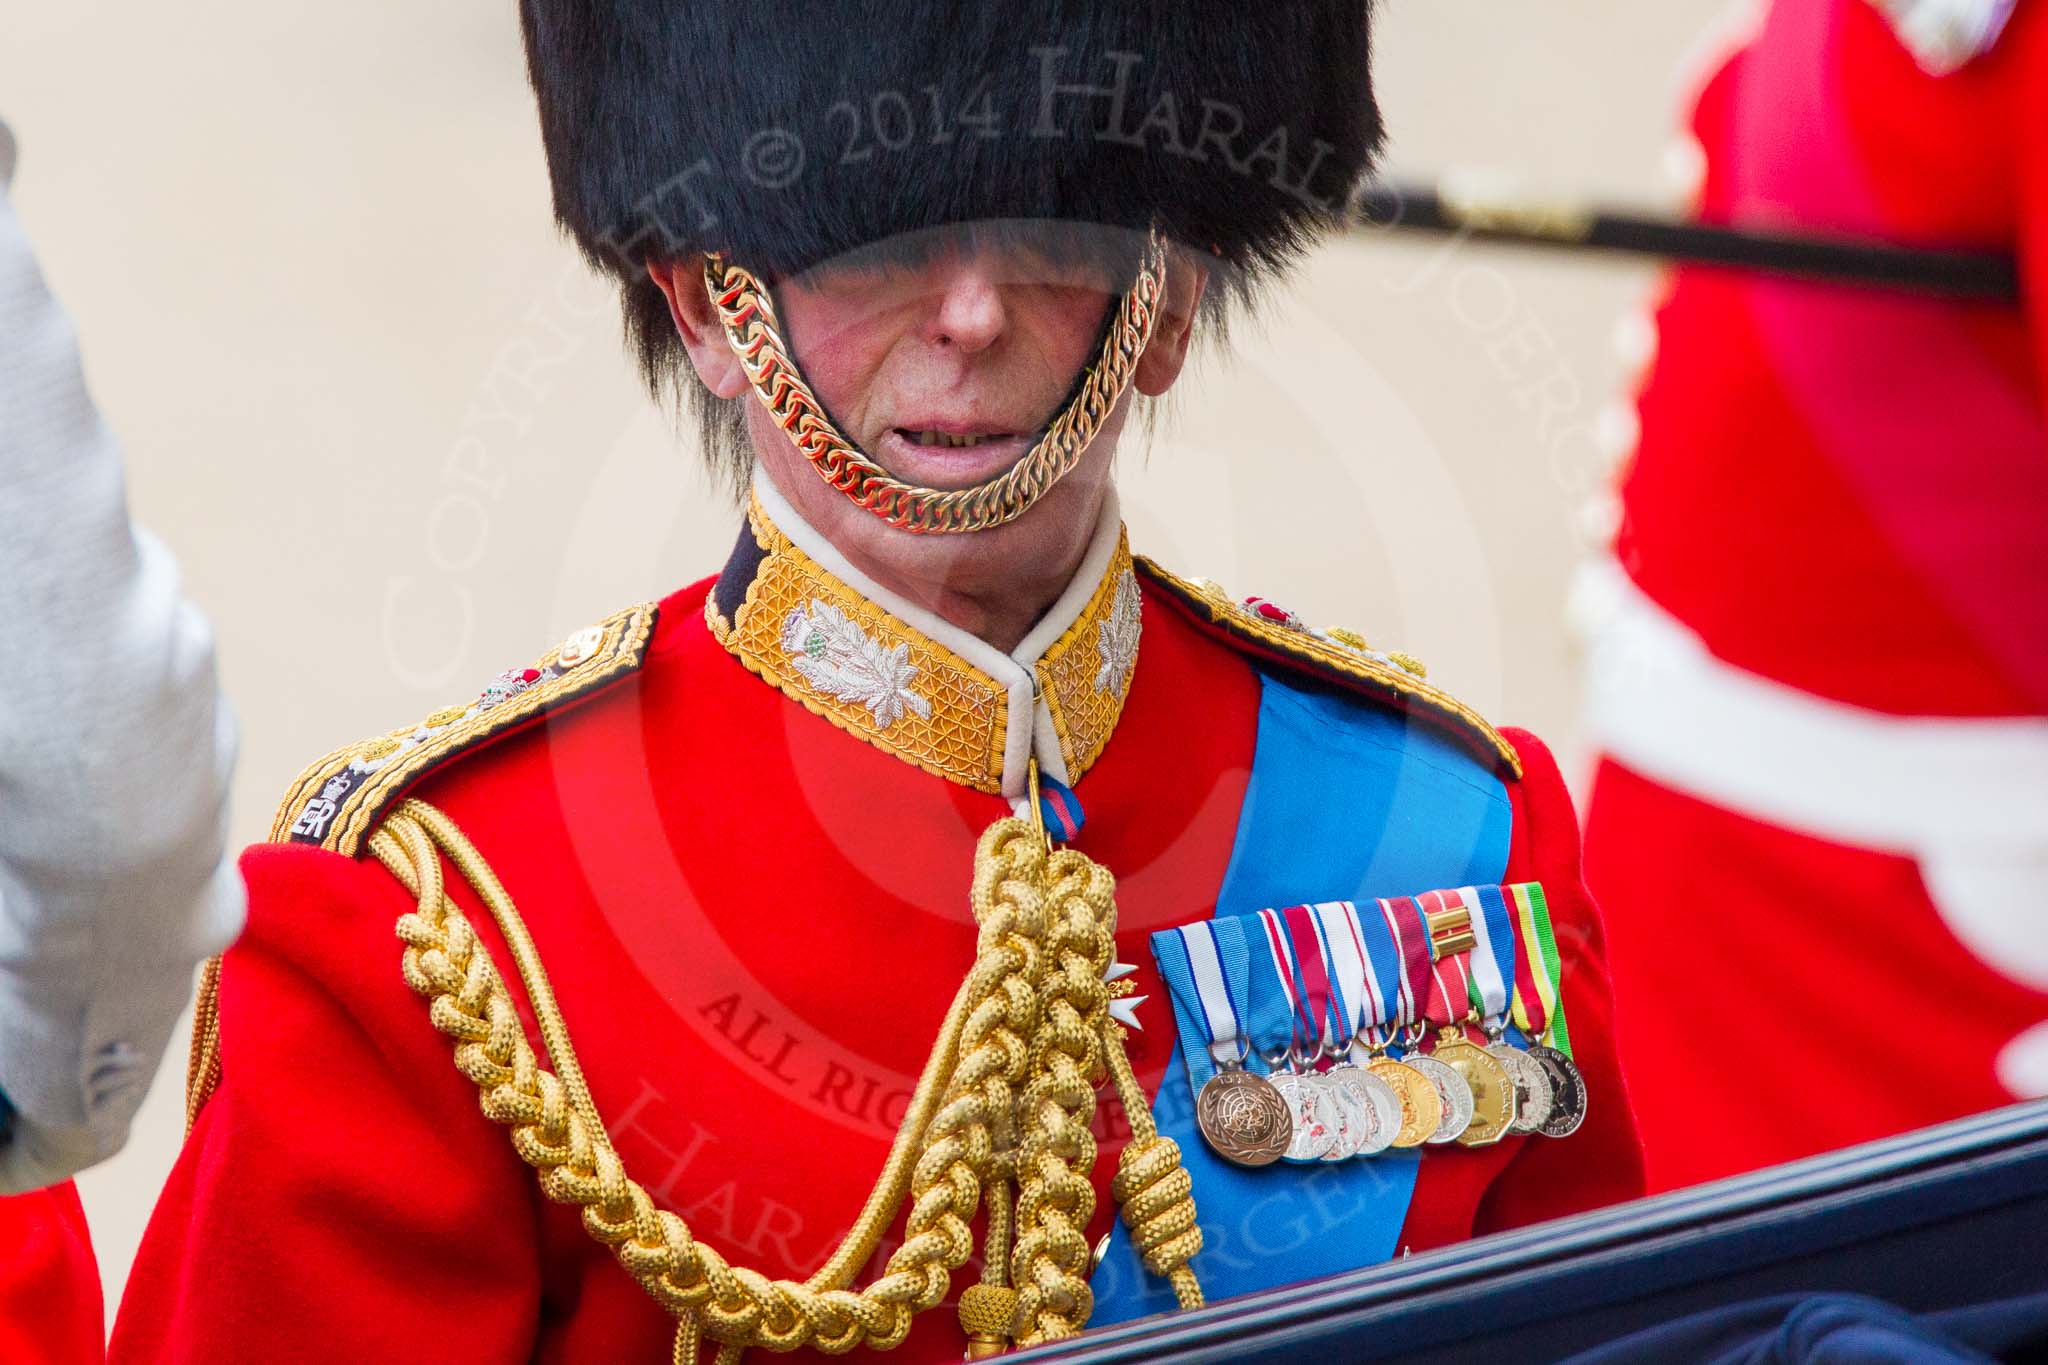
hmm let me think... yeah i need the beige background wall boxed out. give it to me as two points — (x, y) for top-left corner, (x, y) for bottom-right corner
(0, 0), (1738, 1323)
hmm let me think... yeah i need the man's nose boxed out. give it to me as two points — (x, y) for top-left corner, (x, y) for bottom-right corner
(922, 261), (1008, 354)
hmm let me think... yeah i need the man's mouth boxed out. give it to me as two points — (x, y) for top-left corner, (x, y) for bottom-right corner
(894, 428), (1020, 449)
(877, 423), (1037, 489)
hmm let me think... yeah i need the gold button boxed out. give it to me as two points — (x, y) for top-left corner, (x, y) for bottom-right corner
(557, 625), (606, 668)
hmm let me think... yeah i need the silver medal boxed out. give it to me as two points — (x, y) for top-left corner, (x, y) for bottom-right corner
(1268, 1071), (1340, 1163)
(1324, 1063), (1398, 1157)
(1315, 1071), (1370, 1161)
(1488, 1042), (1555, 1136)
(1402, 1050), (1476, 1144)
(1528, 1043), (1589, 1139)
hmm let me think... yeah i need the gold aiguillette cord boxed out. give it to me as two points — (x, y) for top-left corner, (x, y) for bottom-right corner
(369, 777), (1202, 1363)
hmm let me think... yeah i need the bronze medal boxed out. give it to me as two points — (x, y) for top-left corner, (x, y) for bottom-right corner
(1365, 1056), (1444, 1149)
(1488, 1042), (1554, 1136)
(1527, 1043), (1589, 1139)
(1195, 1068), (1292, 1168)
(1434, 1032), (1514, 1147)
(1401, 1051), (1475, 1144)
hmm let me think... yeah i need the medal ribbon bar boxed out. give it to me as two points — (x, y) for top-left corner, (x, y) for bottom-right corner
(1461, 885), (1519, 1033)
(1253, 910), (1303, 1054)
(1504, 886), (1550, 1042)
(1508, 884), (1573, 1055)
(1425, 948), (1475, 1033)
(1164, 920), (1255, 1073)
(1312, 903), (1378, 1052)
(1380, 897), (1434, 1031)
(1343, 900), (1411, 1045)
(1275, 907), (1343, 1053)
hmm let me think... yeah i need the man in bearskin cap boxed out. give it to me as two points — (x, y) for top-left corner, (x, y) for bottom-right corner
(113, 5), (1643, 1360)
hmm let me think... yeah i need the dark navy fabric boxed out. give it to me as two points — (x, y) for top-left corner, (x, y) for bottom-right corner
(1091, 673), (1513, 1326)
(1562, 1291), (2048, 1365)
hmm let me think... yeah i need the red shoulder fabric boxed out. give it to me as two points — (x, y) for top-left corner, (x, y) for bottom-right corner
(0, 1183), (102, 1365)
(1474, 729), (1645, 1233)
(108, 844), (547, 1363)
(1133, 561), (1521, 781)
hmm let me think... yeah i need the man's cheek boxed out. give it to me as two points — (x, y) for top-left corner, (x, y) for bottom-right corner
(1042, 292), (1117, 371)
(782, 329), (876, 416)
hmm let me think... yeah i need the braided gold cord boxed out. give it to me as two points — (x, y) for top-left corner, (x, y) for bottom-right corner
(1102, 1023), (1205, 1311)
(372, 801), (1006, 1356)
(705, 231), (1167, 535)
(370, 798), (1200, 1361)
(1008, 849), (1115, 1344)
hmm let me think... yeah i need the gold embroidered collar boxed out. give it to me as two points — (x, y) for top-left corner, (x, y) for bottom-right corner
(705, 476), (1141, 798)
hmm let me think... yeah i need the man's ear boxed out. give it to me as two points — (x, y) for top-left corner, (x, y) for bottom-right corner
(1132, 250), (1209, 398)
(647, 259), (750, 399)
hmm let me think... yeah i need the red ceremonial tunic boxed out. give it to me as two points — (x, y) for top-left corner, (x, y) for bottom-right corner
(1617, 0), (2048, 718)
(113, 495), (1641, 1362)
(0, 1184), (102, 1365)
(1586, 0), (2048, 1193)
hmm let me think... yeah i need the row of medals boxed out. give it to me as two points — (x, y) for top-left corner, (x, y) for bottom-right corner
(1195, 1025), (1588, 1167)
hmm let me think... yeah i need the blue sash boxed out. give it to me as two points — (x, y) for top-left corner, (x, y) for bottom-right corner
(1090, 675), (1513, 1324)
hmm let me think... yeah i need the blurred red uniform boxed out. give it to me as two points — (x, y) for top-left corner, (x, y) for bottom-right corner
(1583, 0), (2048, 1193)
(0, 1185), (103, 1365)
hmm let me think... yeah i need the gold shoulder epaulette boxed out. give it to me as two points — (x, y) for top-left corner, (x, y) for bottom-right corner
(1133, 557), (1522, 778)
(269, 601), (660, 858)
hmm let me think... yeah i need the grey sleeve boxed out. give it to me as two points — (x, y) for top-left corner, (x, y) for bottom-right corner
(0, 126), (245, 1191)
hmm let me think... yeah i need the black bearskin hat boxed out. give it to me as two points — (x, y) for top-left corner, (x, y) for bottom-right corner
(520, 1), (1381, 401)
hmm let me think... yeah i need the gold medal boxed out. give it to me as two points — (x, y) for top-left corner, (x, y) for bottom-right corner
(1195, 1066), (1292, 1168)
(1434, 1027), (1514, 1147)
(1400, 1049), (1475, 1144)
(1364, 1054), (1444, 1149)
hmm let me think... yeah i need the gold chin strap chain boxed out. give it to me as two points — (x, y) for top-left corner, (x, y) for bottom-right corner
(369, 794), (1201, 1363)
(703, 229), (1168, 537)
